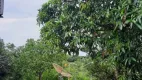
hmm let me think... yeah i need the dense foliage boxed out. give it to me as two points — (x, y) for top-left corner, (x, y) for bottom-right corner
(37, 0), (142, 79)
(0, 38), (67, 80)
(11, 39), (67, 80)
(0, 38), (11, 80)
(1, 0), (142, 80)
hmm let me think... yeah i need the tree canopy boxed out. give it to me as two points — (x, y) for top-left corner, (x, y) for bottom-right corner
(11, 39), (67, 80)
(37, 0), (142, 79)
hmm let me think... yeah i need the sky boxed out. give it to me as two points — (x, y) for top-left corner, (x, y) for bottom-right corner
(0, 0), (86, 56)
(0, 0), (47, 46)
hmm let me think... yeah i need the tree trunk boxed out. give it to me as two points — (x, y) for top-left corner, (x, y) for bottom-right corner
(114, 68), (118, 80)
(39, 72), (42, 80)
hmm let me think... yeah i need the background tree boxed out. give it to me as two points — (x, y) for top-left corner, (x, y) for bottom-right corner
(12, 39), (67, 80)
(0, 38), (11, 80)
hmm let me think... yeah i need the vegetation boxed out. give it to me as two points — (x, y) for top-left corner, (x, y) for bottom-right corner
(1, 0), (142, 80)
(37, 0), (142, 79)
(0, 38), (11, 80)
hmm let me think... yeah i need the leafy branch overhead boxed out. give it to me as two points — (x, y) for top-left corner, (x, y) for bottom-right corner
(38, 0), (142, 56)
(37, 0), (142, 79)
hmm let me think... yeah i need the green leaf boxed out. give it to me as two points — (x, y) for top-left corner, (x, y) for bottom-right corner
(134, 23), (142, 29)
